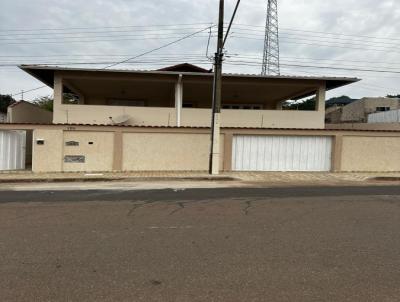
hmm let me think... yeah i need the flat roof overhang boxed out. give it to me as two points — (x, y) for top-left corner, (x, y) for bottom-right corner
(19, 65), (360, 101)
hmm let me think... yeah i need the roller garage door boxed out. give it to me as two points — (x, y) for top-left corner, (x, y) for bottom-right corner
(233, 135), (332, 172)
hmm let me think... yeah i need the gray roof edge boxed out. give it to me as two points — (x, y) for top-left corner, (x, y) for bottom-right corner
(19, 64), (360, 83)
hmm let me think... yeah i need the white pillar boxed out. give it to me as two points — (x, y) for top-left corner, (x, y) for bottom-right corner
(210, 112), (221, 174)
(316, 84), (326, 112)
(175, 74), (183, 127)
(53, 73), (63, 123)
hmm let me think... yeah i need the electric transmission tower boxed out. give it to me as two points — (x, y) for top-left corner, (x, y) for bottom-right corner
(261, 0), (280, 75)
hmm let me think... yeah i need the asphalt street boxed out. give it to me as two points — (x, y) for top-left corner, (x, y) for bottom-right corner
(1, 185), (400, 301)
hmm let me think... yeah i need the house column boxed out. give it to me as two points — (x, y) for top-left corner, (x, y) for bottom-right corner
(332, 134), (343, 172)
(276, 101), (284, 110)
(174, 74), (183, 127)
(53, 72), (63, 123)
(316, 83), (326, 112)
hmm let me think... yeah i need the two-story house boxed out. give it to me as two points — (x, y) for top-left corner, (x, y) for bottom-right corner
(4, 63), (400, 173)
(21, 63), (357, 129)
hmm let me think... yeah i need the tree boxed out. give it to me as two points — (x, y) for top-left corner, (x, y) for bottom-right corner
(387, 94), (400, 98)
(284, 95), (355, 111)
(0, 94), (15, 113)
(284, 97), (316, 111)
(33, 95), (53, 112)
(32, 93), (78, 112)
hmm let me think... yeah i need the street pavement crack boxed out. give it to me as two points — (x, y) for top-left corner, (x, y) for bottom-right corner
(169, 202), (186, 216)
(127, 202), (146, 217)
(243, 200), (253, 215)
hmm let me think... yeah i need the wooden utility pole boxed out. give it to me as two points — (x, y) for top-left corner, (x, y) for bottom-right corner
(209, 0), (224, 175)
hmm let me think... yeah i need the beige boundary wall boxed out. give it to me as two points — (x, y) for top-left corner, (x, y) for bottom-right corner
(1, 123), (400, 173)
(122, 133), (224, 171)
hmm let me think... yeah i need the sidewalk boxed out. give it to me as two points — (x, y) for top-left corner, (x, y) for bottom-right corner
(0, 171), (236, 183)
(0, 170), (399, 185)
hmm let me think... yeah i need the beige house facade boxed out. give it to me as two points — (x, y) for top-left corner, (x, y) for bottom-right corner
(1, 123), (400, 173)
(21, 64), (358, 129)
(2, 64), (398, 173)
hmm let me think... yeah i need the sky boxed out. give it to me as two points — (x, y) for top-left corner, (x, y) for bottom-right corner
(0, 0), (399, 101)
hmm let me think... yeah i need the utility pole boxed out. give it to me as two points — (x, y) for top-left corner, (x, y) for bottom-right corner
(209, 0), (224, 175)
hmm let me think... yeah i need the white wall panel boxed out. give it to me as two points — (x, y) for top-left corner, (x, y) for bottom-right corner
(233, 135), (332, 172)
(0, 130), (26, 170)
(368, 109), (400, 123)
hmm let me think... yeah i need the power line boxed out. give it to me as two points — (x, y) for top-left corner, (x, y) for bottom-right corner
(0, 34), (213, 45)
(230, 29), (400, 48)
(222, 60), (400, 74)
(10, 85), (48, 97)
(0, 26), (215, 37)
(230, 34), (400, 52)
(0, 22), (214, 32)
(101, 25), (214, 69)
(2, 53), (399, 68)
(6, 56), (400, 71)
(232, 23), (400, 42)
(0, 29), (217, 41)
(231, 35), (400, 54)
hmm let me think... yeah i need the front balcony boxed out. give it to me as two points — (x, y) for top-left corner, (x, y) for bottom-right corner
(52, 70), (327, 129)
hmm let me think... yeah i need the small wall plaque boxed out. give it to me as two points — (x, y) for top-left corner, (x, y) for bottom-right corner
(65, 141), (79, 146)
(64, 155), (85, 163)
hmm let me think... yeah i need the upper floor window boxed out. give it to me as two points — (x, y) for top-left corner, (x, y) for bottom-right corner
(107, 99), (145, 107)
(376, 107), (391, 112)
(183, 102), (194, 108)
(222, 104), (263, 110)
(63, 92), (79, 105)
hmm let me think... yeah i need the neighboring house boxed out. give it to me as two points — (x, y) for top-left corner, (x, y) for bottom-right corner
(7, 100), (53, 124)
(368, 109), (400, 124)
(0, 111), (6, 123)
(325, 105), (343, 124)
(20, 64), (357, 129)
(329, 97), (400, 123)
(5, 63), (400, 174)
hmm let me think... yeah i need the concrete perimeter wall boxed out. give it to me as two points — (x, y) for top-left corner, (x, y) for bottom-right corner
(1, 124), (399, 173)
(341, 136), (400, 172)
(122, 133), (224, 171)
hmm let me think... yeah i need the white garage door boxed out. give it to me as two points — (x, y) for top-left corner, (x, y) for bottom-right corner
(233, 135), (332, 172)
(0, 130), (26, 171)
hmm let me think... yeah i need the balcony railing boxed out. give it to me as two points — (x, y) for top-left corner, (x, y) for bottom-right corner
(54, 104), (177, 126)
(181, 108), (324, 129)
(53, 104), (324, 129)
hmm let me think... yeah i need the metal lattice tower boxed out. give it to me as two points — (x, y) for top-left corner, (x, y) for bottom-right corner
(261, 0), (280, 75)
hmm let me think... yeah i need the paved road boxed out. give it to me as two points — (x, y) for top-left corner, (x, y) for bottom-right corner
(1, 185), (400, 301)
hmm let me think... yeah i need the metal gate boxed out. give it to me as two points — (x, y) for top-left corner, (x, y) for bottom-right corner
(233, 135), (332, 172)
(0, 130), (26, 170)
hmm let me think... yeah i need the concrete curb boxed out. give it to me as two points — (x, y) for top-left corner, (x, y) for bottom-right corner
(0, 176), (238, 184)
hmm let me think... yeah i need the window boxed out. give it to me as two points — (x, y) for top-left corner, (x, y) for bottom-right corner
(64, 155), (85, 163)
(183, 102), (194, 108)
(63, 92), (80, 105)
(376, 107), (391, 112)
(107, 99), (145, 107)
(222, 104), (263, 110)
(65, 141), (79, 146)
